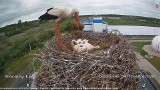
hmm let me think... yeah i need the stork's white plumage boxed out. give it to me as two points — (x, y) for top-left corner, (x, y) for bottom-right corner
(39, 6), (80, 50)
(39, 6), (79, 23)
(71, 39), (100, 53)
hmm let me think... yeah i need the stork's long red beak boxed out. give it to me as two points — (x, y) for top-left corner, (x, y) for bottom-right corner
(75, 13), (80, 28)
(55, 24), (64, 49)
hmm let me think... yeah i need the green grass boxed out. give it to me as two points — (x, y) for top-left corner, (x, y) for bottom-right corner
(0, 54), (33, 87)
(131, 41), (151, 56)
(104, 19), (160, 27)
(0, 21), (50, 87)
(0, 48), (6, 55)
(0, 49), (42, 87)
(148, 56), (160, 72)
(131, 41), (160, 72)
(0, 76), (16, 88)
(33, 60), (42, 72)
(6, 54), (33, 75)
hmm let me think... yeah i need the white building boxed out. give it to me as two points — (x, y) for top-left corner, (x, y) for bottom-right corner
(82, 17), (108, 32)
(152, 36), (160, 53)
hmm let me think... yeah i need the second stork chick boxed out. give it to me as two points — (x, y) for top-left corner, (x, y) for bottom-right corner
(71, 39), (100, 53)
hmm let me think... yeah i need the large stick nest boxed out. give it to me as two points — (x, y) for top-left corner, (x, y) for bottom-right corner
(35, 30), (140, 90)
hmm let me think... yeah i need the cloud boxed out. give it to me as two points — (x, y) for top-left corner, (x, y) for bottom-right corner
(0, 0), (160, 27)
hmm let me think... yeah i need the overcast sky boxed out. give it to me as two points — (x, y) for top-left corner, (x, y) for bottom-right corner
(0, 0), (160, 27)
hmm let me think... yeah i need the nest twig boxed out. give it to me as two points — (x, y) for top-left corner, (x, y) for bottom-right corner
(34, 30), (140, 90)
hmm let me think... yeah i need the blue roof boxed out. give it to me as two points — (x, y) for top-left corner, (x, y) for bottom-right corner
(82, 20), (93, 25)
(93, 19), (103, 23)
(83, 19), (108, 25)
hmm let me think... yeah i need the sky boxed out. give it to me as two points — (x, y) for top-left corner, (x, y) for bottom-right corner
(0, 0), (160, 27)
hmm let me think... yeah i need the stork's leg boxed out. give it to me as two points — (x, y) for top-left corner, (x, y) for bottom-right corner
(55, 23), (64, 49)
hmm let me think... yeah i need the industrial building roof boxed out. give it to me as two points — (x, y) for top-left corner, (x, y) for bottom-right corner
(82, 18), (108, 25)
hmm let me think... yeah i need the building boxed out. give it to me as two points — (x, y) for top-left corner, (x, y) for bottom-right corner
(152, 36), (160, 53)
(82, 17), (108, 32)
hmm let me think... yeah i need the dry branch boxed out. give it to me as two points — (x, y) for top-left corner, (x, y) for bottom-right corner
(34, 30), (140, 90)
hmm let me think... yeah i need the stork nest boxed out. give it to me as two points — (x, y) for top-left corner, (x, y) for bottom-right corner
(34, 30), (140, 90)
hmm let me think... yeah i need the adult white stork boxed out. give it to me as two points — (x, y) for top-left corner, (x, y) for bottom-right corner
(38, 6), (80, 50)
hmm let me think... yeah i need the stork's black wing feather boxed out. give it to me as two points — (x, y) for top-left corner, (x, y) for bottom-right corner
(38, 12), (58, 20)
(47, 7), (53, 11)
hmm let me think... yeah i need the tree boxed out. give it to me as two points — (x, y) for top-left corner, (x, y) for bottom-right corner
(18, 20), (22, 27)
(18, 20), (22, 24)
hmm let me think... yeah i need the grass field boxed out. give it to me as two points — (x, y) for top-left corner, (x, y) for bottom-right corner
(0, 49), (42, 87)
(131, 41), (160, 72)
(0, 20), (72, 87)
(0, 22), (54, 87)
(0, 53), (34, 87)
(148, 56), (160, 72)
(104, 19), (160, 27)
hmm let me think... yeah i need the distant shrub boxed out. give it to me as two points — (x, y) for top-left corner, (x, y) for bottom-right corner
(0, 37), (42, 71)
(63, 22), (72, 32)
(5, 41), (12, 46)
(0, 20), (46, 37)
(37, 31), (54, 42)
